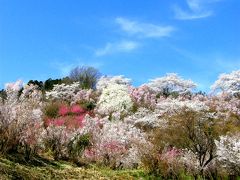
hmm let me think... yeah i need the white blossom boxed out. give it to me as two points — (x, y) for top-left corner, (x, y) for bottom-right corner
(215, 133), (240, 170)
(211, 70), (240, 95)
(0, 82), (44, 151)
(96, 75), (131, 91)
(46, 82), (81, 101)
(5, 79), (23, 92)
(156, 98), (209, 115)
(125, 108), (166, 130)
(147, 73), (196, 94)
(97, 83), (133, 118)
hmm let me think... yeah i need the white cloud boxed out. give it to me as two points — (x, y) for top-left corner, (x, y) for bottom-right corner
(173, 0), (220, 20)
(95, 40), (139, 56)
(115, 17), (174, 38)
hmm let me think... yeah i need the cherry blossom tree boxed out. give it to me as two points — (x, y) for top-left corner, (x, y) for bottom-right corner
(147, 73), (196, 95)
(96, 75), (131, 91)
(211, 70), (240, 95)
(215, 133), (240, 174)
(0, 81), (44, 157)
(46, 82), (81, 102)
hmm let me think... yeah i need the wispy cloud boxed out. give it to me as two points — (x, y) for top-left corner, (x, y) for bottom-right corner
(95, 40), (139, 56)
(115, 17), (174, 38)
(173, 0), (220, 20)
(214, 58), (240, 72)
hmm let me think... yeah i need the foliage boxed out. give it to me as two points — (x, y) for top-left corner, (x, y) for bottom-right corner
(44, 78), (64, 91)
(44, 102), (60, 118)
(68, 133), (91, 160)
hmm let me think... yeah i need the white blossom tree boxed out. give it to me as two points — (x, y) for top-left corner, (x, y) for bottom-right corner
(0, 81), (44, 157)
(97, 83), (133, 120)
(46, 82), (81, 101)
(96, 75), (131, 91)
(147, 73), (196, 95)
(211, 70), (240, 95)
(215, 133), (240, 174)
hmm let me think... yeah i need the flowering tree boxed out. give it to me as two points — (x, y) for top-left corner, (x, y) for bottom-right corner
(211, 70), (240, 95)
(46, 82), (81, 102)
(155, 98), (209, 116)
(147, 73), (196, 95)
(96, 75), (131, 91)
(5, 79), (23, 92)
(83, 117), (148, 169)
(152, 108), (220, 174)
(215, 133), (240, 174)
(129, 85), (157, 109)
(96, 83), (133, 120)
(0, 81), (44, 157)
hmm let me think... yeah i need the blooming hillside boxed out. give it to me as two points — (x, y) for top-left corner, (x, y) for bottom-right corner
(0, 71), (240, 179)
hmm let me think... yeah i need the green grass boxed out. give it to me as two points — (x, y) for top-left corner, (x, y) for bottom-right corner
(0, 154), (152, 180)
(1, 154), (239, 180)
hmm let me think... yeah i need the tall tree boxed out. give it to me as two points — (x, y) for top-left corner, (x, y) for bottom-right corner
(69, 66), (101, 89)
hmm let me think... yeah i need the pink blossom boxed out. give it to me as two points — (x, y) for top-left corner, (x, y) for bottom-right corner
(74, 115), (85, 127)
(44, 118), (52, 127)
(84, 148), (96, 158)
(59, 105), (69, 116)
(159, 147), (182, 163)
(71, 104), (85, 114)
(49, 118), (65, 126)
(103, 141), (126, 152)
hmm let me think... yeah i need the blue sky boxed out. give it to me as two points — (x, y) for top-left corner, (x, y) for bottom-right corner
(0, 0), (239, 91)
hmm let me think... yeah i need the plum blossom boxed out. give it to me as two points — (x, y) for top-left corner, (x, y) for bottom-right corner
(71, 88), (96, 105)
(129, 85), (157, 109)
(84, 119), (148, 168)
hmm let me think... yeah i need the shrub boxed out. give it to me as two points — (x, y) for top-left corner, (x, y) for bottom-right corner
(68, 134), (91, 158)
(44, 102), (60, 118)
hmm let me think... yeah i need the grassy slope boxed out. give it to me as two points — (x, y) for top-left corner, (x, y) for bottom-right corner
(0, 155), (152, 180)
(2, 156), (239, 180)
